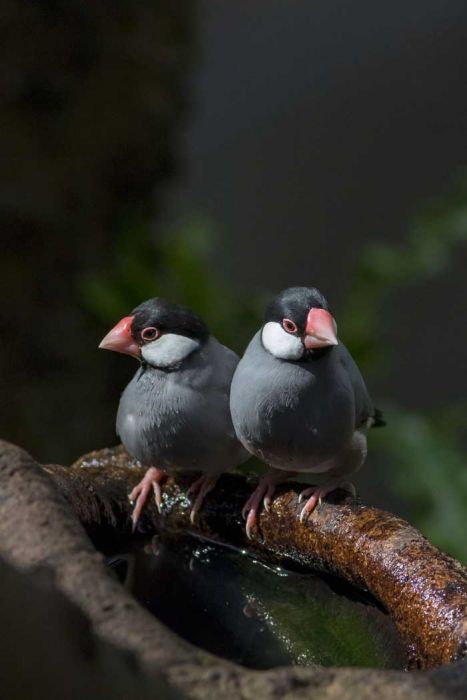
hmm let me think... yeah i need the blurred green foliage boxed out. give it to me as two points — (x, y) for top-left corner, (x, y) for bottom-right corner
(370, 405), (467, 558)
(341, 174), (467, 370)
(80, 217), (265, 355)
(81, 180), (467, 562)
(339, 177), (467, 562)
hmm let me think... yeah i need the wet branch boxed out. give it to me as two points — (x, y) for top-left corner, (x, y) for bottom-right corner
(43, 445), (467, 670)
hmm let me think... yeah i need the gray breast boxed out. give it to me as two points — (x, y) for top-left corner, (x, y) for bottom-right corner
(117, 337), (247, 472)
(230, 332), (356, 471)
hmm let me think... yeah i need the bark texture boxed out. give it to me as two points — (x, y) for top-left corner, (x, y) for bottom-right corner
(1, 438), (466, 700)
(45, 444), (467, 670)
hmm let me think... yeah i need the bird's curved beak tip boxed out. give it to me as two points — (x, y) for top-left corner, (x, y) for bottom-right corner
(99, 315), (140, 358)
(304, 308), (338, 349)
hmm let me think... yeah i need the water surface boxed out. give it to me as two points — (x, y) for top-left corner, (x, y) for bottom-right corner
(106, 535), (407, 670)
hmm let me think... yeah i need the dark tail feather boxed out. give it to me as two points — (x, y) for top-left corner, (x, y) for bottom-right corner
(372, 407), (386, 428)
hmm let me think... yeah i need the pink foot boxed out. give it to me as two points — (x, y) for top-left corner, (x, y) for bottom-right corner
(298, 480), (356, 522)
(187, 473), (219, 523)
(242, 471), (284, 540)
(129, 467), (167, 531)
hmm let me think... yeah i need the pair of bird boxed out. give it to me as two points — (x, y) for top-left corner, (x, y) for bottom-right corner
(99, 287), (383, 537)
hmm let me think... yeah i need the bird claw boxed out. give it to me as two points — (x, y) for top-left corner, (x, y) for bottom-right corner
(241, 472), (283, 539)
(245, 510), (255, 540)
(186, 478), (201, 497)
(129, 467), (166, 531)
(298, 480), (356, 523)
(242, 490), (256, 521)
(152, 482), (162, 513)
(187, 474), (219, 523)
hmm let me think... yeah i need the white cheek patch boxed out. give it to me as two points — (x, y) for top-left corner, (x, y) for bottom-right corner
(261, 321), (304, 360)
(141, 333), (200, 368)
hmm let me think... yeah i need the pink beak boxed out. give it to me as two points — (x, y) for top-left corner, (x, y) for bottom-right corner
(98, 315), (140, 358)
(304, 308), (338, 350)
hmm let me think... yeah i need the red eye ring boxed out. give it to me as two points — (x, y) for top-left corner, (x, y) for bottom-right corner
(282, 318), (298, 334)
(141, 326), (160, 342)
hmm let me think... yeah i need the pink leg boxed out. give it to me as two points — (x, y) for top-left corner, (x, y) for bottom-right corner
(298, 479), (356, 522)
(243, 470), (289, 540)
(128, 467), (167, 531)
(187, 474), (219, 524)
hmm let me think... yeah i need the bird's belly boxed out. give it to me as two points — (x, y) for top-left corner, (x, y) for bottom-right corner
(117, 411), (168, 467)
(118, 406), (240, 473)
(235, 396), (354, 473)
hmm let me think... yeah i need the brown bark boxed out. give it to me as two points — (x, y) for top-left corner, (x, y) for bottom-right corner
(1, 438), (467, 699)
(42, 444), (467, 670)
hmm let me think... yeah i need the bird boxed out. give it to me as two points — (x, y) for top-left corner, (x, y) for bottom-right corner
(99, 297), (248, 528)
(229, 286), (384, 538)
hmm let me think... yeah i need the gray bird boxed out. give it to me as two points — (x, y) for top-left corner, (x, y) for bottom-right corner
(99, 298), (248, 527)
(230, 287), (384, 537)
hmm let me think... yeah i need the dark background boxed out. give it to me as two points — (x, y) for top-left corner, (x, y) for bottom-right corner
(1, 1), (466, 559)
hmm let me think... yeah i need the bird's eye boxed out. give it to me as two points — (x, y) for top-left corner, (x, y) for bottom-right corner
(141, 327), (159, 342)
(282, 318), (298, 334)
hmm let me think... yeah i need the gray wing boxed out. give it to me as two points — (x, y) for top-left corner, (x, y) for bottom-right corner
(337, 343), (377, 430)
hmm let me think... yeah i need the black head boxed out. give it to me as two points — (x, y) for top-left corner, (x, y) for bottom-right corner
(99, 297), (209, 364)
(130, 298), (209, 345)
(262, 287), (337, 361)
(265, 287), (330, 332)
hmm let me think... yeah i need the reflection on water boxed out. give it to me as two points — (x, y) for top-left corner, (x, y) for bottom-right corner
(106, 535), (407, 670)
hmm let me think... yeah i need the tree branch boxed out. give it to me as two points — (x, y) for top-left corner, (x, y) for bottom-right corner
(43, 444), (467, 670)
